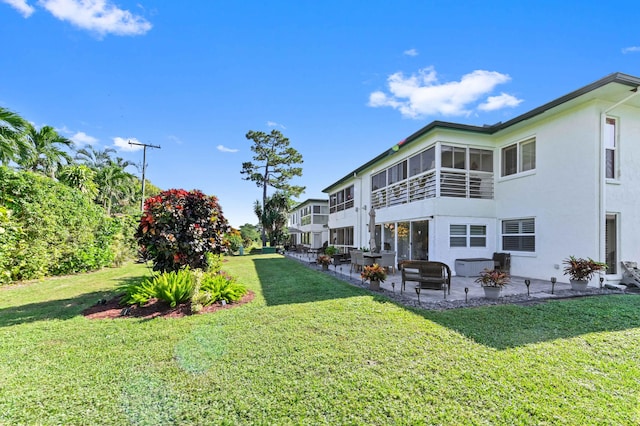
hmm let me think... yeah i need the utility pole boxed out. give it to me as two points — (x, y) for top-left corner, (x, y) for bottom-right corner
(129, 141), (161, 212)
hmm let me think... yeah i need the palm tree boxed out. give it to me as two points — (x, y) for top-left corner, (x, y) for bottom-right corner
(94, 164), (137, 215)
(58, 164), (99, 199)
(20, 124), (74, 178)
(0, 106), (30, 166)
(74, 146), (116, 169)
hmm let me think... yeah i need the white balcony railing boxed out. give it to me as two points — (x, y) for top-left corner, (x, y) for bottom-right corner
(371, 170), (493, 209)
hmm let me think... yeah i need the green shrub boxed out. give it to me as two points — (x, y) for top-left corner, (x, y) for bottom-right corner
(197, 271), (247, 306)
(0, 167), (137, 283)
(120, 269), (196, 308)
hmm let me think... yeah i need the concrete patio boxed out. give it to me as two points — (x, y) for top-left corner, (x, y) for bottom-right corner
(285, 251), (625, 309)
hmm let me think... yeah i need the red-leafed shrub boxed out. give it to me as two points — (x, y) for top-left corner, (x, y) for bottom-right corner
(135, 189), (230, 272)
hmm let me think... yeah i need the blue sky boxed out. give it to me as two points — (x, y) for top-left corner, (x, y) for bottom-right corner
(2, 0), (640, 227)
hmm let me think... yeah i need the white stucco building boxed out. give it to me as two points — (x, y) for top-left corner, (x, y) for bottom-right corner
(322, 72), (640, 283)
(287, 198), (329, 249)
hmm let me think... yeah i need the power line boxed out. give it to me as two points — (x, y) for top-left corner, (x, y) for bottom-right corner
(128, 141), (161, 212)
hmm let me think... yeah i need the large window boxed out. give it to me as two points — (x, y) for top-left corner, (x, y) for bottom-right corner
(409, 147), (436, 176)
(388, 161), (407, 185)
(502, 218), (535, 252)
(329, 185), (354, 212)
(502, 138), (536, 177)
(372, 171), (386, 190)
(441, 146), (466, 169)
(330, 226), (354, 246)
(605, 117), (617, 179)
(450, 224), (487, 248)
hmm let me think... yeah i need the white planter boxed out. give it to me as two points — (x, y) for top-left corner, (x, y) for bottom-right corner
(570, 279), (589, 291)
(482, 286), (502, 299)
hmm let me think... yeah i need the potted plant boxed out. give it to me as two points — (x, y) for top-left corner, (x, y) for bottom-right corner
(317, 255), (332, 271)
(563, 256), (607, 290)
(361, 263), (387, 290)
(475, 268), (510, 299)
(324, 246), (339, 256)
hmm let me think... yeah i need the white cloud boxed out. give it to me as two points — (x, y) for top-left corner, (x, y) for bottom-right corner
(217, 144), (238, 153)
(38, 0), (152, 36)
(2, 0), (35, 17)
(71, 131), (98, 145)
(113, 137), (143, 151)
(478, 93), (523, 111)
(403, 48), (418, 57)
(622, 46), (640, 54)
(368, 67), (522, 118)
(267, 121), (286, 129)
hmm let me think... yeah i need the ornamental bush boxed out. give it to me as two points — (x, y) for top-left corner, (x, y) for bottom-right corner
(136, 189), (230, 272)
(0, 167), (137, 283)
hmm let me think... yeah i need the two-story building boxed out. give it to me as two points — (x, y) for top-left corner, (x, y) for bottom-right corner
(287, 198), (329, 249)
(323, 72), (640, 282)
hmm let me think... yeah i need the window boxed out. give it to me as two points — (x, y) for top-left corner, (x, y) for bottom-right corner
(449, 224), (487, 247)
(371, 171), (386, 191)
(330, 226), (354, 246)
(441, 145), (466, 169)
(502, 218), (535, 252)
(329, 185), (354, 212)
(469, 148), (493, 172)
(409, 147), (436, 176)
(388, 160), (407, 185)
(605, 117), (616, 179)
(502, 138), (536, 177)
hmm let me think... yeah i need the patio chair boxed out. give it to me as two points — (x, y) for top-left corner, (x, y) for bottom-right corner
(378, 252), (396, 274)
(493, 252), (511, 272)
(350, 250), (363, 273)
(620, 261), (640, 288)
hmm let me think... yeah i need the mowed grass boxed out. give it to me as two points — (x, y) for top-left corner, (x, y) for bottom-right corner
(1, 255), (639, 425)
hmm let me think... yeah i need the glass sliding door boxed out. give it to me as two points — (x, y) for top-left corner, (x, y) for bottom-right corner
(411, 220), (429, 260)
(397, 222), (410, 264)
(605, 214), (617, 274)
(383, 223), (396, 252)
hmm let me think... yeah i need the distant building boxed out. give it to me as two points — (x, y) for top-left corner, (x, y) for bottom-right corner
(287, 198), (329, 249)
(322, 72), (640, 282)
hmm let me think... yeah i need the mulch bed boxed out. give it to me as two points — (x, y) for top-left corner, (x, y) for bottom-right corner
(82, 291), (255, 320)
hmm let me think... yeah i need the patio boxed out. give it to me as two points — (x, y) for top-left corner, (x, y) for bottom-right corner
(285, 251), (625, 310)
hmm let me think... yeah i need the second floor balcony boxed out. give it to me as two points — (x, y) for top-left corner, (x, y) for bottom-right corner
(371, 169), (494, 209)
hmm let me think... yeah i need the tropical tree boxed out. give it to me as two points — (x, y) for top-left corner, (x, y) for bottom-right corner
(0, 106), (30, 166)
(94, 164), (137, 215)
(240, 129), (304, 246)
(58, 164), (98, 199)
(253, 191), (292, 247)
(20, 124), (73, 178)
(239, 223), (261, 247)
(74, 146), (117, 169)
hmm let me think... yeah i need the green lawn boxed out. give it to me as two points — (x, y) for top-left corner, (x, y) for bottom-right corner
(1, 255), (639, 425)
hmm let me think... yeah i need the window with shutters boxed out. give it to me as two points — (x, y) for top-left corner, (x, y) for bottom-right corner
(450, 224), (487, 248)
(502, 218), (535, 252)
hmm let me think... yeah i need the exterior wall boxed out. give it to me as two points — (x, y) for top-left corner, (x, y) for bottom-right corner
(493, 103), (601, 281)
(605, 103), (640, 277)
(324, 78), (640, 283)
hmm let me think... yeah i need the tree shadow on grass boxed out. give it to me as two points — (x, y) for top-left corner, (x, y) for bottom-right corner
(420, 294), (640, 350)
(253, 257), (364, 306)
(0, 276), (143, 327)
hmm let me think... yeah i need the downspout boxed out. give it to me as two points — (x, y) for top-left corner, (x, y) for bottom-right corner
(600, 87), (640, 273)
